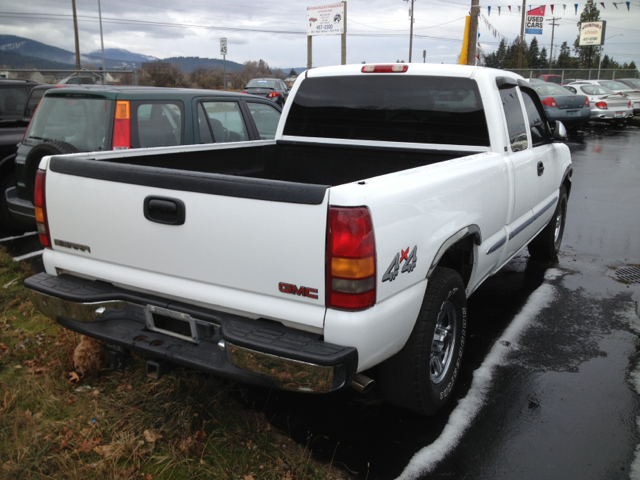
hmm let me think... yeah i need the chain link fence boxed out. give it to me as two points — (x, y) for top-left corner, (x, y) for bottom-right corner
(0, 69), (138, 86)
(507, 68), (639, 82)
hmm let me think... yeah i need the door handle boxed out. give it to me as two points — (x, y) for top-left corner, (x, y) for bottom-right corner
(144, 196), (186, 225)
(537, 161), (545, 176)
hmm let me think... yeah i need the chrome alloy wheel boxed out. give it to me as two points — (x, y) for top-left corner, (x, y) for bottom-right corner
(554, 199), (566, 244)
(430, 300), (457, 384)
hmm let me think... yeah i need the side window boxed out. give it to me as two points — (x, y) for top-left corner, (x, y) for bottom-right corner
(0, 87), (29, 120)
(500, 86), (528, 152)
(197, 103), (213, 144)
(201, 101), (248, 142)
(565, 86), (577, 94)
(246, 102), (281, 140)
(520, 90), (551, 146)
(132, 101), (183, 148)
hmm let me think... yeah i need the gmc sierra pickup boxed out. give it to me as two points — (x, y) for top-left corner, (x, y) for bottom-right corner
(25, 64), (572, 415)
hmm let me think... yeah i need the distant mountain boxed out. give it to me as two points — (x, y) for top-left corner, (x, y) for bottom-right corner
(0, 34), (77, 66)
(164, 56), (243, 73)
(0, 50), (75, 70)
(279, 67), (307, 75)
(88, 48), (159, 64)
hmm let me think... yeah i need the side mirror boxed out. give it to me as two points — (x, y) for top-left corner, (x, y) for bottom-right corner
(553, 120), (568, 141)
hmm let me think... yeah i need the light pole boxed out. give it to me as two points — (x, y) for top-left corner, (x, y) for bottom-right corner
(97, 0), (106, 84)
(598, 34), (623, 79)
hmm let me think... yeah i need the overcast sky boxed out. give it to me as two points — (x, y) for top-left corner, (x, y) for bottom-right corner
(1, 0), (639, 70)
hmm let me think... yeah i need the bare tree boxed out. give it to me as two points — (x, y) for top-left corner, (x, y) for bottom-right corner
(139, 62), (187, 87)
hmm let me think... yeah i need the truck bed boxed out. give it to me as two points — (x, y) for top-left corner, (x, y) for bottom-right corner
(98, 140), (475, 187)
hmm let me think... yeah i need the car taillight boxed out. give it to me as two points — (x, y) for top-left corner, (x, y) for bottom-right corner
(628, 101), (632, 108)
(268, 92), (280, 98)
(362, 64), (408, 73)
(112, 101), (130, 149)
(34, 169), (51, 248)
(327, 207), (376, 311)
(541, 97), (558, 107)
(595, 101), (607, 109)
(584, 97), (590, 107)
(241, 91), (248, 94)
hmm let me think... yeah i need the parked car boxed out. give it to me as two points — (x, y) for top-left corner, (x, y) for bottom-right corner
(564, 83), (633, 126)
(538, 74), (562, 84)
(569, 79), (640, 114)
(561, 78), (584, 86)
(530, 83), (590, 131)
(242, 78), (289, 107)
(617, 78), (640, 91)
(0, 83), (57, 229)
(5, 85), (282, 229)
(0, 79), (42, 126)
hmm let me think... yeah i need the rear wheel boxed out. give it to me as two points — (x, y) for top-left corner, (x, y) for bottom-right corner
(379, 267), (467, 415)
(528, 185), (568, 260)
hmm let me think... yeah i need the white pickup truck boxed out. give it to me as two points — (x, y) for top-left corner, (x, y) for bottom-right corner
(26, 64), (572, 415)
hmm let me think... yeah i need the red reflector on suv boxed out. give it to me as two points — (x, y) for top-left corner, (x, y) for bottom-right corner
(361, 64), (409, 73)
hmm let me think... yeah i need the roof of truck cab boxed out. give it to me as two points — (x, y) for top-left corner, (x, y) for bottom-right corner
(303, 63), (523, 82)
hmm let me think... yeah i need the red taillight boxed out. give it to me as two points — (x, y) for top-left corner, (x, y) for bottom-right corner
(241, 91), (248, 94)
(268, 92), (280, 98)
(628, 101), (632, 108)
(112, 101), (130, 149)
(326, 207), (376, 311)
(34, 169), (51, 248)
(541, 97), (558, 107)
(584, 97), (590, 107)
(595, 101), (608, 109)
(361, 64), (409, 73)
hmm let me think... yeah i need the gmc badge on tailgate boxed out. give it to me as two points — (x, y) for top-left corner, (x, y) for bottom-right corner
(278, 282), (318, 299)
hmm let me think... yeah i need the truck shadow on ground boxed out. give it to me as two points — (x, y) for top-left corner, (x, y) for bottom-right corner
(231, 253), (551, 480)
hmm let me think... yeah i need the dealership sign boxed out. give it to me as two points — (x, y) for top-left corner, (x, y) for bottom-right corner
(579, 21), (607, 46)
(525, 6), (546, 35)
(307, 3), (345, 36)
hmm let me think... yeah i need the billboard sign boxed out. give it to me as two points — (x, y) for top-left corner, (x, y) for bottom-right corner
(307, 3), (345, 36)
(525, 6), (546, 35)
(579, 21), (607, 46)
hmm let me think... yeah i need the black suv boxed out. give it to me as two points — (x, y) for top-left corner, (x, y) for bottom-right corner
(5, 85), (282, 229)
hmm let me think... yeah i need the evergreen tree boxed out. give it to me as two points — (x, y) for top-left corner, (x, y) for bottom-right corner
(539, 47), (549, 69)
(288, 68), (297, 76)
(573, 0), (601, 68)
(554, 41), (578, 68)
(484, 40), (508, 68)
(527, 37), (541, 69)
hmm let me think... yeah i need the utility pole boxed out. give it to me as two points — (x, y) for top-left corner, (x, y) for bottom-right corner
(547, 17), (560, 71)
(408, 0), (415, 62)
(341, 1), (347, 65)
(467, 0), (480, 65)
(71, 0), (81, 70)
(517, 0), (526, 68)
(97, 0), (107, 84)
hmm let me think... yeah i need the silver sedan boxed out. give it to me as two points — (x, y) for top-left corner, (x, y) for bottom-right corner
(564, 83), (633, 125)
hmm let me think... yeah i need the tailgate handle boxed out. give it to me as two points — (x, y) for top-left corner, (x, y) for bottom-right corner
(144, 197), (186, 225)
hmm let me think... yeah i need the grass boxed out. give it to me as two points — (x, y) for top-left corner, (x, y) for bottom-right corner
(0, 248), (348, 480)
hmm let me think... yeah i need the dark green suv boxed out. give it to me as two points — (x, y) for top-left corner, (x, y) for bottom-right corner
(4, 85), (282, 229)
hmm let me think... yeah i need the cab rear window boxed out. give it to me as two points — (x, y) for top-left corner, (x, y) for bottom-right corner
(283, 75), (490, 147)
(24, 95), (112, 152)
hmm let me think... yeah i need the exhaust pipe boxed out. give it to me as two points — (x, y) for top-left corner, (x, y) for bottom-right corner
(351, 373), (375, 394)
(146, 359), (177, 380)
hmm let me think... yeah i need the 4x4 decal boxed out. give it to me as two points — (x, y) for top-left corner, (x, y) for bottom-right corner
(382, 246), (417, 282)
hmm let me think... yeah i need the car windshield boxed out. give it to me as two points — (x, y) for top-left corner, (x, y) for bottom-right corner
(25, 95), (112, 151)
(533, 84), (575, 96)
(580, 85), (615, 96)
(284, 75), (489, 147)
(599, 80), (629, 91)
(246, 79), (279, 89)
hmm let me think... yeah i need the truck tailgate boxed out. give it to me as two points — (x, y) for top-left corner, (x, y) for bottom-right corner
(43, 156), (330, 330)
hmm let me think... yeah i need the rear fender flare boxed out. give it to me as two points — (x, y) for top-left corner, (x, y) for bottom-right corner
(426, 225), (482, 279)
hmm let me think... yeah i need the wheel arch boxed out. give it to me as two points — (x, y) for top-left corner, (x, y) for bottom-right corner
(0, 153), (17, 177)
(426, 225), (481, 291)
(562, 165), (573, 199)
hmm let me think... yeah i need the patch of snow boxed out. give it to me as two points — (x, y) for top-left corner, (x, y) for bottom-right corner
(396, 281), (558, 480)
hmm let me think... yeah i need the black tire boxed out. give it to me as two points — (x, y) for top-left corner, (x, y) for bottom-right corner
(527, 185), (568, 260)
(24, 140), (79, 201)
(379, 267), (467, 415)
